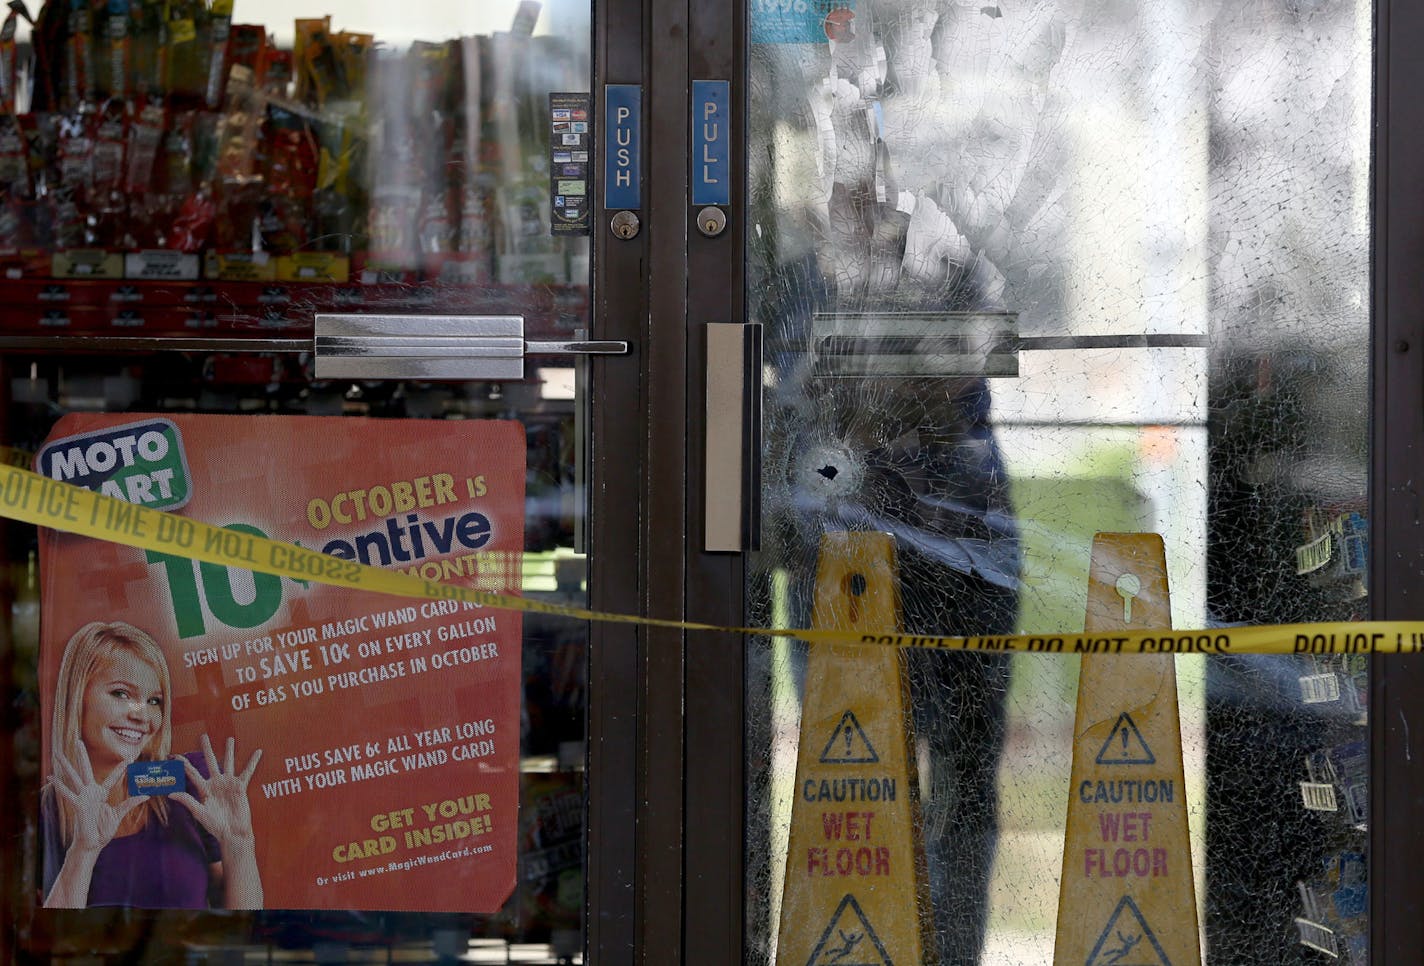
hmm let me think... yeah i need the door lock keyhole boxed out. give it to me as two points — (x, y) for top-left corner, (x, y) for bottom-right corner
(610, 210), (641, 240)
(697, 206), (727, 237)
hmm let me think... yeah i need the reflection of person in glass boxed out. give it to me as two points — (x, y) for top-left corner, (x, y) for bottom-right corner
(751, 3), (1065, 960)
(41, 621), (264, 909)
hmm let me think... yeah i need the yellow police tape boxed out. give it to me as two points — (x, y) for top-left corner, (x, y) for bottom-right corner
(0, 460), (1419, 656)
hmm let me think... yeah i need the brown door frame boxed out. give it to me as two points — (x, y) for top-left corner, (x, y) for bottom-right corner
(615, 0), (1424, 961)
(590, 0), (751, 961)
(1372, 0), (1424, 959)
(589, 0), (750, 960)
(586, 0), (649, 960)
(683, 0), (750, 961)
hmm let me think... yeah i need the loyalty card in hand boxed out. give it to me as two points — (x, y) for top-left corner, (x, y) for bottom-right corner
(127, 760), (186, 797)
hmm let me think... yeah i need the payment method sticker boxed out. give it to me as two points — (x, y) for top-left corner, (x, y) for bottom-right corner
(550, 92), (591, 235)
(37, 414), (525, 913)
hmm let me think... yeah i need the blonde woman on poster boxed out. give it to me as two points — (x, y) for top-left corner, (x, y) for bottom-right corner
(41, 621), (264, 909)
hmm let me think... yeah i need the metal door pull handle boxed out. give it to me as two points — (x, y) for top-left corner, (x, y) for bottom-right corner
(0, 317), (630, 383)
(315, 315), (628, 380)
(705, 322), (762, 553)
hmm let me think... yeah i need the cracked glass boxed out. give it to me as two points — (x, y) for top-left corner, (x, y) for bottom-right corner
(746, 1), (1371, 963)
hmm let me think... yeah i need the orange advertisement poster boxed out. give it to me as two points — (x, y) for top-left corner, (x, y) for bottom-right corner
(34, 414), (525, 913)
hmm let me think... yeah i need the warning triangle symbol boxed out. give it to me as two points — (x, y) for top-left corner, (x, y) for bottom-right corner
(1095, 712), (1156, 766)
(806, 894), (893, 966)
(818, 710), (880, 764)
(1085, 895), (1173, 966)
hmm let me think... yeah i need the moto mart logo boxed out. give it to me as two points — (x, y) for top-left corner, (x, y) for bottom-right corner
(37, 419), (192, 511)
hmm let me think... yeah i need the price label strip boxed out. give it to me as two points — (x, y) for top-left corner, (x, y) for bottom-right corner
(0, 460), (1419, 655)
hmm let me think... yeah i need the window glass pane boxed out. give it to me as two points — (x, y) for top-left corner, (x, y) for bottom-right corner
(1, 0), (592, 962)
(746, 1), (1371, 962)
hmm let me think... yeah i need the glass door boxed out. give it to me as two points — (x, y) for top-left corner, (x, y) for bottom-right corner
(744, 2), (1373, 963)
(0, 1), (630, 963)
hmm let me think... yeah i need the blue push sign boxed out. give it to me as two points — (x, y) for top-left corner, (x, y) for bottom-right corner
(604, 85), (641, 210)
(692, 80), (730, 207)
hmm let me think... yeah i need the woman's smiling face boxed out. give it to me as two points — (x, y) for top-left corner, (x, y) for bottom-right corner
(79, 649), (165, 773)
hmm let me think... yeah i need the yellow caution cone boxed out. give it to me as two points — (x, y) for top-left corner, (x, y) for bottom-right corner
(1053, 533), (1202, 966)
(776, 532), (933, 966)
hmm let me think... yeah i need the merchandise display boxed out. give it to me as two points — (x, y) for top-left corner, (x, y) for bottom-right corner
(0, 2), (593, 955)
(0, 1), (588, 334)
(0, 0), (1402, 961)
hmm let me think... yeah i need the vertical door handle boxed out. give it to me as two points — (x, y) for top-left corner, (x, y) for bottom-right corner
(704, 323), (762, 552)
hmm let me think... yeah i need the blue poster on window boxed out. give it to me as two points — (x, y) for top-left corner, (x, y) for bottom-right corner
(750, 0), (855, 45)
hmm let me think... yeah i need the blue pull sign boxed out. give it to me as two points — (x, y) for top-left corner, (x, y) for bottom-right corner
(692, 80), (730, 207)
(605, 85), (641, 210)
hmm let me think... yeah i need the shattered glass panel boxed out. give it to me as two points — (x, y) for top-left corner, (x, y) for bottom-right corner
(746, 1), (1371, 964)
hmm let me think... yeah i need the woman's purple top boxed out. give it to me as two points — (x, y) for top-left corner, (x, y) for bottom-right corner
(41, 752), (221, 909)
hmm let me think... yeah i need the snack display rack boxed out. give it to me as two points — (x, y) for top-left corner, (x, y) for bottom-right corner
(0, 0), (588, 340)
(1292, 654), (1369, 963)
(0, 3), (593, 951)
(1287, 489), (1370, 962)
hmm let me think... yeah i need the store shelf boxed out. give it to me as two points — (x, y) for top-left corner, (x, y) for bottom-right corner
(0, 278), (589, 339)
(1293, 646), (1369, 962)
